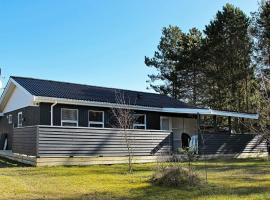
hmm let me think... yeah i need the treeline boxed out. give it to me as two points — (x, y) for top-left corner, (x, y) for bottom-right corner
(145, 2), (270, 117)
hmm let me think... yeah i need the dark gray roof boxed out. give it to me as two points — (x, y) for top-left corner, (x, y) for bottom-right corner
(11, 76), (198, 109)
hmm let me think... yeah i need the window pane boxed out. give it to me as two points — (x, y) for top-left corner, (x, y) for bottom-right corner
(89, 123), (103, 128)
(134, 115), (145, 124)
(8, 115), (12, 124)
(18, 113), (23, 127)
(62, 122), (77, 126)
(62, 109), (78, 121)
(89, 111), (103, 122)
(161, 118), (170, 130)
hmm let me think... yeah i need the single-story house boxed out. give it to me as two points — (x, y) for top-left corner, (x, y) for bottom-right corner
(0, 76), (267, 166)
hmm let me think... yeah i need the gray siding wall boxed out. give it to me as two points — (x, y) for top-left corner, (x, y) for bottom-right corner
(0, 106), (40, 150)
(39, 103), (193, 130)
(12, 126), (38, 156)
(199, 133), (268, 155)
(37, 126), (172, 157)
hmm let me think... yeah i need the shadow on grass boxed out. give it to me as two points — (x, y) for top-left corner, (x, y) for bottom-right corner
(1, 158), (270, 200)
(0, 157), (29, 168)
(11, 184), (269, 200)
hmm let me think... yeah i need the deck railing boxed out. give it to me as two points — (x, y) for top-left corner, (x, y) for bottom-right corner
(13, 126), (172, 157)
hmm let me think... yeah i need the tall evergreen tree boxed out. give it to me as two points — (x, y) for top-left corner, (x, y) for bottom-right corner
(145, 26), (186, 99)
(251, 0), (270, 127)
(252, 0), (270, 70)
(203, 3), (254, 112)
(145, 26), (205, 104)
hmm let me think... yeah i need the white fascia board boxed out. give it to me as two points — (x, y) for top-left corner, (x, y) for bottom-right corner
(0, 78), (34, 105)
(163, 108), (259, 119)
(0, 78), (35, 113)
(34, 96), (259, 119)
(34, 96), (163, 112)
(162, 108), (210, 115)
(0, 79), (13, 106)
(208, 109), (259, 119)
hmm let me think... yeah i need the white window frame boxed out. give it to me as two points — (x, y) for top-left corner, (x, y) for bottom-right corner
(18, 112), (23, 127)
(160, 116), (172, 131)
(8, 114), (12, 124)
(88, 110), (104, 128)
(61, 108), (79, 127)
(133, 114), (146, 130)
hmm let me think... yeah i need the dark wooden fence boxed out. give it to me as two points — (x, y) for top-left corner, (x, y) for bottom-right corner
(12, 126), (268, 158)
(12, 126), (38, 156)
(199, 133), (268, 155)
(37, 126), (172, 157)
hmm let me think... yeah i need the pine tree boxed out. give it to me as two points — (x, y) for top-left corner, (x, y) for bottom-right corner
(145, 26), (205, 104)
(203, 3), (254, 112)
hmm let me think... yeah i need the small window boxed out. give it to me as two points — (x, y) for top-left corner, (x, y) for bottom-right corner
(89, 110), (104, 128)
(61, 108), (78, 127)
(8, 114), (12, 124)
(133, 114), (146, 129)
(18, 112), (23, 127)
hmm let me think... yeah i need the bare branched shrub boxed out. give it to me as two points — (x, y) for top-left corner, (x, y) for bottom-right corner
(152, 147), (201, 187)
(111, 91), (136, 173)
(151, 165), (201, 187)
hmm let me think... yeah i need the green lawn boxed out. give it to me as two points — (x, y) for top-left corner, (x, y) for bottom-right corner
(0, 158), (270, 200)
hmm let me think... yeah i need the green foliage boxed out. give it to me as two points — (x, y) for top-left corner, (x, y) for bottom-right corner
(252, 0), (270, 69)
(146, 4), (260, 116)
(203, 4), (255, 113)
(145, 26), (205, 105)
(252, 1), (270, 129)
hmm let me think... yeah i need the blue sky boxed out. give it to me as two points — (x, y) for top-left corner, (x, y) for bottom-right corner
(0, 0), (258, 92)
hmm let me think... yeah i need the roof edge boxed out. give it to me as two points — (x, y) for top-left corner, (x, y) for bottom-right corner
(34, 96), (259, 119)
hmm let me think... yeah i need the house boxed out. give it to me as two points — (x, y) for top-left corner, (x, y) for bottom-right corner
(0, 76), (267, 166)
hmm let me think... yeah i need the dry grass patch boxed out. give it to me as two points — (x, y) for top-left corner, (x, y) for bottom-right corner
(0, 158), (270, 200)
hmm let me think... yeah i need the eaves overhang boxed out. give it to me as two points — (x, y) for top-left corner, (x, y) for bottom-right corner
(34, 96), (259, 120)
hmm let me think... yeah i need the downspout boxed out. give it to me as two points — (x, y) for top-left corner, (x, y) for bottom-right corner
(51, 101), (57, 126)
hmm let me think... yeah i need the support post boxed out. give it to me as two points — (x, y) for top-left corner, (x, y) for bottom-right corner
(213, 115), (218, 133)
(197, 113), (201, 135)
(228, 116), (232, 134)
(197, 113), (201, 153)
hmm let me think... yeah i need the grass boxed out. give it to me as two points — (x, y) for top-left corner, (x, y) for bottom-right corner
(0, 158), (270, 200)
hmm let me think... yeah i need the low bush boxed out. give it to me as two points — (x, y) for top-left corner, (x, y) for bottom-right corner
(151, 166), (201, 187)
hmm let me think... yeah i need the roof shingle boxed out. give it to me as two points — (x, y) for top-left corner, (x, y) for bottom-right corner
(11, 76), (197, 109)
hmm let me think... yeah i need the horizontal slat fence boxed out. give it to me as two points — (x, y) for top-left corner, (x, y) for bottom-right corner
(199, 133), (268, 155)
(37, 126), (172, 157)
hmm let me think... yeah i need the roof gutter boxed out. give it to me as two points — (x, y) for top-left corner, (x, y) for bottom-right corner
(33, 96), (259, 120)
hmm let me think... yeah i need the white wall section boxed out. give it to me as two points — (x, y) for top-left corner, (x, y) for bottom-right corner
(3, 85), (34, 113)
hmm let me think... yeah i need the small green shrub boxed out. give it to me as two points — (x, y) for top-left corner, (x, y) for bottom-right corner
(151, 166), (201, 187)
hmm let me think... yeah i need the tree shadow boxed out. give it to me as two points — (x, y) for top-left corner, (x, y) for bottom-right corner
(0, 157), (29, 168)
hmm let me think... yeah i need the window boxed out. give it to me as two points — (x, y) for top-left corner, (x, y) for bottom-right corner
(8, 114), (12, 124)
(89, 110), (104, 128)
(133, 114), (146, 129)
(18, 112), (23, 127)
(61, 108), (78, 127)
(160, 117), (170, 130)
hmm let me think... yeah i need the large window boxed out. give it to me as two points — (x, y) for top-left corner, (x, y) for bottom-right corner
(61, 108), (78, 126)
(89, 110), (104, 128)
(18, 112), (23, 127)
(133, 114), (146, 129)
